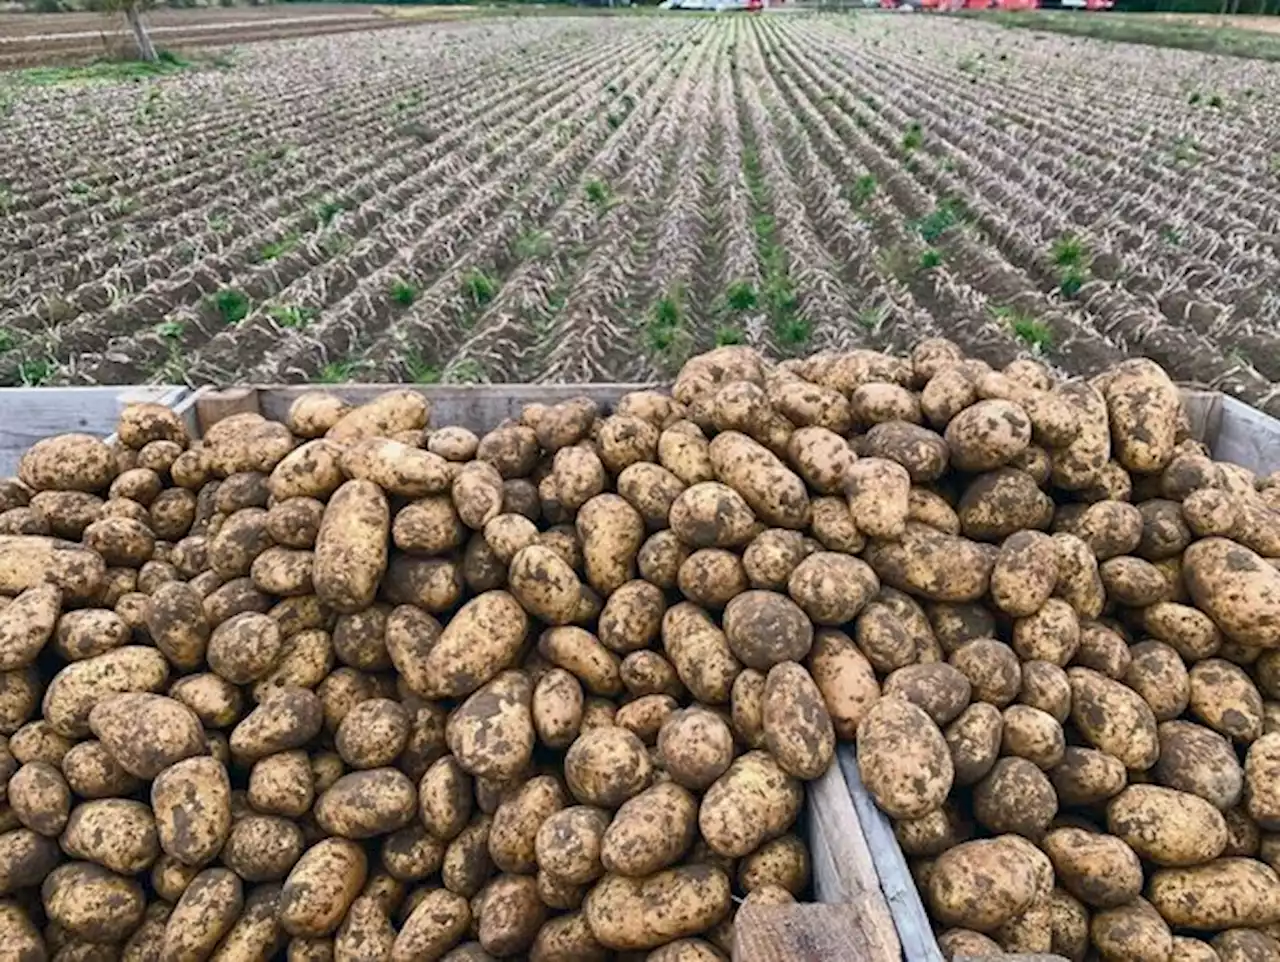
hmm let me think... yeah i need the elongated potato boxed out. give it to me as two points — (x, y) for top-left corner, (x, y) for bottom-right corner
(313, 480), (389, 614)
(858, 697), (953, 819)
(1185, 538), (1280, 650)
(584, 865), (732, 950)
(419, 591), (529, 700)
(280, 838), (368, 938)
(699, 750), (802, 858)
(708, 431), (810, 529)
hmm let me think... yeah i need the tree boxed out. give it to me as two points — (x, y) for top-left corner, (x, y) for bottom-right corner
(97, 0), (158, 63)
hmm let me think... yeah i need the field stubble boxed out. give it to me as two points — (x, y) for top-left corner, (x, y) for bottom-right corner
(2, 13), (1280, 409)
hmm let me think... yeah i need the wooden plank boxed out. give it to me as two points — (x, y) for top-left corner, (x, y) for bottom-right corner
(735, 903), (887, 962)
(196, 387), (261, 433)
(1210, 395), (1280, 476)
(0, 386), (188, 478)
(839, 747), (944, 962)
(256, 383), (652, 434)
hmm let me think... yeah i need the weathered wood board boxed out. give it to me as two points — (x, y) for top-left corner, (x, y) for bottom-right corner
(0, 386), (190, 477)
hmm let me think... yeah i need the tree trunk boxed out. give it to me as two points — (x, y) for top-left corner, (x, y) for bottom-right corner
(124, 5), (158, 62)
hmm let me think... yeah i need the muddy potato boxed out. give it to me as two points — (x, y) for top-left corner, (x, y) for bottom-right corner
(331, 605), (391, 673)
(937, 929), (1004, 961)
(312, 481), (388, 615)
(659, 423), (716, 488)
(614, 462), (685, 532)
(865, 523), (993, 603)
(0, 535), (106, 602)
(255, 627), (334, 699)
(808, 496), (866, 554)
(717, 591), (812, 671)
(158, 867), (243, 961)
(598, 580), (664, 656)
(667, 482), (755, 550)
(60, 741), (141, 799)
(1213, 930), (1280, 962)
(861, 421), (949, 484)
(907, 487), (962, 537)
(883, 663), (971, 727)
(0, 584), (60, 671)
(958, 468), (1054, 542)
(148, 756), (231, 869)
(584, 865), (731, 951)
(1013, 660), (1067, 723)
(231, 687), (324, 762)
(280, 838), (367, 938)
(990, 531), (1058, 618)
(736, 834), (809, 896)
(1147, 858), (1280, 930)
(1184, 538), (1280, 649)
(379, 824), (446, 882)
(928, 838), (1038, 932)
(1154, 720), (1243, 810)
(662, 604), (741, 706)
(614, 694), (676, 745)
(674, 548), (745, 610)
(489, 775), (566, 875)
(1052, 532), (1106, 619)
(1000, 705), (1065, 770)
(895, 805), (969, 858)
(1089, 896), (1172, 962)
(441, 813), (495, 899)
(19, 434), (116, 494)
(1247, 734), (1280, 830)
(1169, 937), (1220, 962)
(538, 627), (622, 697)
(1067, 667), (1159, 771)
(532, 667), (584, 751)
(1042, 828), (1143, 909)
(973, 757), (1057, 838)
(417, 591), (528, 700)
(413, 757), (470, 844)
(949, 639), (1020, 708)
(51, 607), (129, 663)
(576, 494), (645, 596)
(206, 611), (282, 686)
(742, 529), (811, 592)
(843, 458), (910, 540)
(393, 496), (465, 557)
(446, 671), (535, 782)
(267, 441), (344, 503)
(0, 900), (43, 959)
(599, 781), (697, 878)
(945, 702), (1003, 787)
(1103, 358), (1181, 474)
(651, 708), (732, 793)
(785, 426), (855, 496)
(563, 725), (651, 809)
(857, 698), (953, 819)
(266, 498), (326, 549)
(85, 692), (203, 779)
(760, 662), (835, 781)
(41, 861), (145, 943)
(286, 393), (349, 439)
(331, 697), (408, 771)
(383, 555), (463, 615)
(222, 814), (305, 882)
(801, 628), (877, 741)
(786, 552), (878, 626)
(1190, 658), (1265, 744)
(1122, 641), (1190, 723)
(942, 400), (1031, 473)
(145, 580), (211, 671)
(1106, 784), (1229, 866)
(7, 761), (69, 837)
(1052, 746), (1127, 807)
(854, 600), (916, 673)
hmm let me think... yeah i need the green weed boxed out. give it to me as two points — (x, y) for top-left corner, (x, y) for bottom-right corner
(515, 230), (552, 260)
(911, 202), (962, 244)
(1060, 269), (1086, 298)
(901, 121), (924, 153)
(725, 281), (757, 312)
(317, 361), (358, 383)
(155, 320), (185, 340)
(447, 358), (486, 384)
(995, 305), (1053, 353)
(313, 197), (346, 226)
(646, 291), (685, 355)
(258, 232), (300, 262)
(855, 305), (888, 331)
(774, 315), (811, 347)
(584, 179), (610, 207)
(919, 248), (943, 270)
(404, 354), (441, 384)
(389, 279), (418, 307)
(714, 325), (746, 346)
(849, 174), (877, 207)
(208, 288), (250, 325)
(267, 304), (318, 330)
(462, 269), (498, 307)
(1050, 234), (1088, 270)
(0, 329), (13, 353)
(18, 358), (51, 387)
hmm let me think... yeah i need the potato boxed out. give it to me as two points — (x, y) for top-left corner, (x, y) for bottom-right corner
(1214, 930), (1280, 962)
(843, 458), (910, 540)
(446, 671), (534, 782)
(41, 861), (145, 943)
(538, 627), (621, 697)
(52, 607), (129, 663)
(1184, 538), (1280, 650)
(596, 781), (696, 878)
(941, 400), (1030, 473)
(1148, 858), (1280, 929)
(676, 548), (747, 609)
(151, 756), (231, 867)
(742, 529), (811, 591)
(865, 523), (993, 602)
(1052, 746), (1127, 806)
(972, 756), (1057, 838)
(280, 838), (367, 937)
(215, 884), (286, 961)
(857, 698), (952, 819)
(895, 804), (968, 859)
(714, 591), (813, 671)
(0, 536), (105, 601)
(6, 760), (68, 837)
(206, 611), (282, 686)
(946, 639), (1019, 708)
(1152, 720), (1242, 811)
(19, 434), (115, 493)
(1106, 784), (1228, 866)
(928, 838), (1038, 932)
(222, 814), (305, 882)
(584, 865), (731, 951)
(943, 702), (1002, 788)
(85, 692), (203, 779)
(231, 687), (323, 762)
(312, 480), (389, 615)
(266, 498), (326, 550)
(1052, 532), (1106, 619)
(484, 775), (563, 875)
(1103, 358), (1180, 473)
(785, 426), (855, 495)
(1000, 704), (1065, 770)
(1247, 734), (1280, 830)
(787, 552), (878, 625)
(418, 592), (528, 700)
(1142, 601), (1222, 662)
(665, 482), (752, 551)
(959, 468), (1054, 542)
(662, 603), (741, 705)
(160, 867), (243, 961)
(937, 929), (1003, 961)
(0, 584), (60, 673)
(706, 432), (809, 529)
(1090, 896), (1172, 962)
(986, 530), (1058, 618)
(1042, 828), (1143, 908)
(61, 741), (141, 799)
(883, 663), (971, 726)
(335, 697), (409, 770)
(1187, 658), (1265, 744)
(1069, 667), (1160, 771)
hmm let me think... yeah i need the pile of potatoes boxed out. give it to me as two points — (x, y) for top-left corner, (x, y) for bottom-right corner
(0, 341), (1279, 962)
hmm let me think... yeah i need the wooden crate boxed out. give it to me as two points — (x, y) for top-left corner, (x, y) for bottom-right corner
(5, 381), (1277, 962)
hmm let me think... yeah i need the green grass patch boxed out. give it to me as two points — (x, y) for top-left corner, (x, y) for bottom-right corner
(0, 329), (13, 354)
(910, 201), (963, 244)
(994, 305), (1054, 354)
(742, 147), (808, 351)
(389, 279), (418, 307)
(515, 230), (552, 260)
(2, 50), (192, 88)
(446, 358), (486, 384)
(901, 121), (924, 154)
(462, 269), (498, 308)
(645, 289), (687, 356)
(725, 281), (758, 312)
(919, 248), (942, 270)
(267, 304), (318, 330)
(259, 233), (300, 263)
(313, 197), (347, 227)
(714, 325), (746, 347)
(1050, 234), (1088, 270)
(155, 320), (185, 340)
(317, 361), (358, 384)
(208, 288), (250, 326)
(18, 358), (51, 387)
(584, 178), (611, 208)
(849, 174), (877, 207)
(404, 354), (441, 384)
